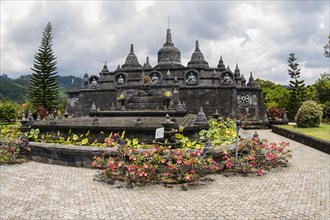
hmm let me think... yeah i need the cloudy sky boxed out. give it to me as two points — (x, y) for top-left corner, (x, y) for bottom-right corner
(1, 0), (329, 85)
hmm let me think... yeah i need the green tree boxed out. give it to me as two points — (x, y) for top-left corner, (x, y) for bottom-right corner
(287, 51), (306, 120)
(256, 79), (290, 109)
(29, 22), (59, 112)
(0, 101), (19, 123)
(324, 36), (330, 58)
(314, 73), (330, 104)
(306, 85), (318, 102)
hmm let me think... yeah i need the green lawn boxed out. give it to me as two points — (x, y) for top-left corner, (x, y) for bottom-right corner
(0, 121), (20, 127)
(279, 124), (330, 142)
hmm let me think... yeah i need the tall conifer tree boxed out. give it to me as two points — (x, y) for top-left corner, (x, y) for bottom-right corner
(29, 22), (59, 112)
(287, 51), (306, 119)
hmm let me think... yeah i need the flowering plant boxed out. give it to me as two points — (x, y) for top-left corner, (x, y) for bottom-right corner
(118, 94), (125, 100)
(92, 142), (220, 185)
(267, 107), (286, 121)
(164, 91), (172, 98)
(222, 137), (292, 175)
(0, 139), (29, 164)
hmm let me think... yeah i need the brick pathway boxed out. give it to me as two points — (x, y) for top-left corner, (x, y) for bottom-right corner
(1, 130), (329, 220)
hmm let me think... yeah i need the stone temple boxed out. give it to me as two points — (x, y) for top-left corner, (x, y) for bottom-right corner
(66, 27), (266, 124)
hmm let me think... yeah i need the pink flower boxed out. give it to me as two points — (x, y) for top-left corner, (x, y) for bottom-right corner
(257, 169), (264, 176)
(163, 172), (170, 177)
(139, 172), (147, 177)
(185, 175), (192, 181)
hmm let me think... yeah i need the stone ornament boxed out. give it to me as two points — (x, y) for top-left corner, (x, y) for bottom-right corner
(90, 78), (98, 88)
(185, 72), (198, 85)
(70, 97), (79, 108)
(238, 94), (250, 107)
(150, 73), (160, 84)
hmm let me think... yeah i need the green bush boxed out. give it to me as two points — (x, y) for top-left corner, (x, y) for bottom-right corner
(0, 101), (19, 123)
(295, 100), (323, 127)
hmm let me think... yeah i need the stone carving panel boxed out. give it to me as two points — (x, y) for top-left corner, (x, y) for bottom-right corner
(89, 76), (99, 88)
(115, 73), (127, 86)
(185, 71), (198, 85)
(237, 93), (250, 107)
(149, 72), (161, 85)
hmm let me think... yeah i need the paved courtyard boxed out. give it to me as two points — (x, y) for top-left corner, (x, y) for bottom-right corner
(0, 130), (329, 220)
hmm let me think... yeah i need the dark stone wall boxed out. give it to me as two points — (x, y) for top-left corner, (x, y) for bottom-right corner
(70, 85), (266, 120)
(180, 87), (236, 116)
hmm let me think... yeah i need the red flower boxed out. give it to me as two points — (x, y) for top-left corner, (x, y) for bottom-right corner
(257, 169), (264, 176)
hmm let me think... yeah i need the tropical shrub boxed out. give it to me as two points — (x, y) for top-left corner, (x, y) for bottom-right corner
(0, 101), (19, 123)
(295, 100), (323, 127)
(198, 118), (236, 146)
(92, 144), (220, 185)
(267, 107), (286, 121)
(0, 139), (26, 164)
(223, 138), (292, 175)
(0, 126), (29, 164)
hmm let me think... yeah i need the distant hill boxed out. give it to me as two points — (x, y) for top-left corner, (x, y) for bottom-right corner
(0, 74), (83, 103)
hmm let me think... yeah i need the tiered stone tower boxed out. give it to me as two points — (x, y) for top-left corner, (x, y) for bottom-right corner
(67, 27), (266, 123)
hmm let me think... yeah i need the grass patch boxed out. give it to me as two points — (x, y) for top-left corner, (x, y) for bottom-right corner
(0, 121), (21, 127)
(279, 124), (330, 142)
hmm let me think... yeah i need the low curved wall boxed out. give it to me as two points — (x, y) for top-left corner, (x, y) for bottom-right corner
(272, 125), (330, 154)
(22, 142), (236, 168)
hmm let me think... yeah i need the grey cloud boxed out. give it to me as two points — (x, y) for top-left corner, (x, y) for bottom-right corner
(1, 0), (329, 85)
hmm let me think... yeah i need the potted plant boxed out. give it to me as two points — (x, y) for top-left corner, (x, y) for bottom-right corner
(117, 94), (126, 108)
(164, 91), (172, 109)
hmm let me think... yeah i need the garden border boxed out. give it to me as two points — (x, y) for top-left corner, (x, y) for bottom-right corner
(22, 142), (237, 168)
(19, 129), (253, 167)
(271, 125), (330, 154)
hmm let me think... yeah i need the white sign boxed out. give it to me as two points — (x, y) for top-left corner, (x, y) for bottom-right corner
(155, 127), (164, 139)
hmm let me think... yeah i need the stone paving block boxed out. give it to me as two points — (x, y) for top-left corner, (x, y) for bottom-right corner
(0, 130), (329, 220)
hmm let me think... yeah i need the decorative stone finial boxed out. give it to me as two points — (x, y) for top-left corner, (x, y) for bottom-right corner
(49, 114), (56, 125)
(143, 56), (152, 68)
(165, 28), (173, 45)
(195, 40), (200, 51)
(194, 106), (208, 126)
(64, 109), (69, 119)
(247, 72), (256, 86)
(234, 63), (241, 78)
(165, 114), (171, 123)
(212, 109), (221, 120)
(91, 102), (97, 111)
(187, 40), (209, 68)
(122, 44), (142, 69)
(92, 116), (99, 126)
(22, 113), (26, 121)
(135, 115), (143, 127)
(27, 109), (34, 121)
(217, 56), (226, 70)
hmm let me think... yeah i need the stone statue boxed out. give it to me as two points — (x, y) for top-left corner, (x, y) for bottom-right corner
(223, 73), (231, 82)
(151, 73), (159, 84)
(70, 97), (79, 108)
(117, 75), (125, 84)
(187, 73), (197, 83)
(91, 78), (98, 87)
